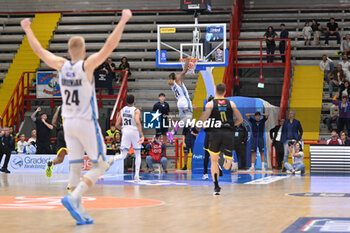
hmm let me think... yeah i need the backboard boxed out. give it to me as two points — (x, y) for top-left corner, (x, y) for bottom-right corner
(156, 23), (228, 70)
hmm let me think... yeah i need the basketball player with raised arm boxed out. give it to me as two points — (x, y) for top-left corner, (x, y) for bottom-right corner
(45, 106), (67, 178)
(197, 83), (243, 195)
(21, 9), (132, 225)
(113, 94), (144, 182)
(167, 57), (192, 143)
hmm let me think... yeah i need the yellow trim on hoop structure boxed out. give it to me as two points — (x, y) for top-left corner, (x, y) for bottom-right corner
(160, 28), (176, 33)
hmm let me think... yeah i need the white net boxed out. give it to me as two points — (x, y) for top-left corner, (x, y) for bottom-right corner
(180, 58), (198, 74)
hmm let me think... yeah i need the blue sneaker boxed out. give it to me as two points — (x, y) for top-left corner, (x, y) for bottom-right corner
(61, 195), (94, 225)
(77, 208), (94, 225)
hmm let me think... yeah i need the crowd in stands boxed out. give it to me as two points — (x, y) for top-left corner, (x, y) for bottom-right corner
(263, 18), (346, 63)
(94, 57), (132, 94)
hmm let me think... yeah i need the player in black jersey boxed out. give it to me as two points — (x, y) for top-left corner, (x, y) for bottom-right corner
(45, 106), (68, 178)
(197, 83), (243, 195)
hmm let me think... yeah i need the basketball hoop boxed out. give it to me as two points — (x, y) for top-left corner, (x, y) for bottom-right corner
(180, 58), (199, 74)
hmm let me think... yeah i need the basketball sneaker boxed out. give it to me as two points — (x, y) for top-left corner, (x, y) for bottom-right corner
(134, 175), (141, 183)
(61, 194), (93, 225)
(286, 170), (292, 174)
(107, 156), (115, 168)
(213, 186), (221, 195)
(202, 174), (209, 180)
(261, 166), (266, 172)
(295, 170), (301, 175)
(45, 160), (53, 178)
(247, 166), (255, 172)
(77, 203), (94, 225)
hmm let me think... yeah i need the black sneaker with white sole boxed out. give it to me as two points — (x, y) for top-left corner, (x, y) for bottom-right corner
(213, 186), (221, 195)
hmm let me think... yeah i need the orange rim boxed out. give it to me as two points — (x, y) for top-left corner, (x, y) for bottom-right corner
(179, 58), (199, 62)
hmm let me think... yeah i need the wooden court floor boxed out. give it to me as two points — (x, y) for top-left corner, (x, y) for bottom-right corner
(0, 172), (349, 233)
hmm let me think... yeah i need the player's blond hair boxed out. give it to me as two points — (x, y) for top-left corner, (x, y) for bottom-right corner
(68, 36), (85, 58)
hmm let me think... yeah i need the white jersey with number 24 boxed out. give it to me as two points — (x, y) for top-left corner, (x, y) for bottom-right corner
(59, 60), (99, 120)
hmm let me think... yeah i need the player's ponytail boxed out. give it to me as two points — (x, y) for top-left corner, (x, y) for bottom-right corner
(168, 73), (175, 86)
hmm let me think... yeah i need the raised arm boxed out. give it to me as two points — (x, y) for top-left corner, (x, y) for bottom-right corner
(31, 107), (40, 122)
(21, 19), (66, 71)
(115, 111), (122, 130)
(52, 106), (61, 128)
(84, 9), (132, 81)
(262, 113), (270, 119)
(231, 101), (243, 127)
(245, 113), (254, 119)
(134, 109), (144, 144)
(177, 57), (190, 81)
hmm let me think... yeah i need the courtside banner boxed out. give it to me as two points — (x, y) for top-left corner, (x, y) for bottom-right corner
(36, 71), (61, 98)
(4, 155), (123, 174)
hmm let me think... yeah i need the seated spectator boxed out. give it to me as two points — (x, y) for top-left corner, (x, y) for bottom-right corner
(146, 134), (167, 173)
(339, 54), (350, 73)
(302, 21), (312, 46)
(9, 127), (14, 137)
(320, 55), (334, 86)
(328, 64), (345, 97)
(28, 129), (36, 144)
(325, 17), (341, 45)
(263, 26), (278, 63)
(324, 104), (339, 132)
(311, 19), (322, 45)
(116, 57), (131, 83)
(337, 34), (350, 56)
(339, 80), (350, 99)
(345, 66), (350, 82)
(106, 57), (116, 80)
(94, 60), (114, 95)
(26, 141), (37, 154)
(111, 132), (121, 154)
(106, 124), (120, 155)
(0, 127), (15, 173)
(333, 94), (350, 135)
(284, 141), (305, 175)
(340, 131), (350, 145)
(326, 130), (342, 145)
(17, 134), (27, 154)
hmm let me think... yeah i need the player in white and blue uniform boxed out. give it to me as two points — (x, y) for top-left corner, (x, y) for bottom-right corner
(114, 95), (144, 182)
(21, 10), (133, 225)
(167, 57), (193, 143)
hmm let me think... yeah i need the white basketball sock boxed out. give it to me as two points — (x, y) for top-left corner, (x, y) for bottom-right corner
(135, 150), (141, 177)
(115, 150), (127, 160)
(71, 181), (88, 199)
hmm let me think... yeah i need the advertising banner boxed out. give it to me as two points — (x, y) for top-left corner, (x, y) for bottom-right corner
(2, 155), (123, 174)
(36, 71), (61, 98)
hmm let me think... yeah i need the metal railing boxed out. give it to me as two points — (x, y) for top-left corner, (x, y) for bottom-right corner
(1, 70), (128, 132)
(223, 0), (245, 96)
(109, 71), (128, 125)
(1, 72), (35, 129)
